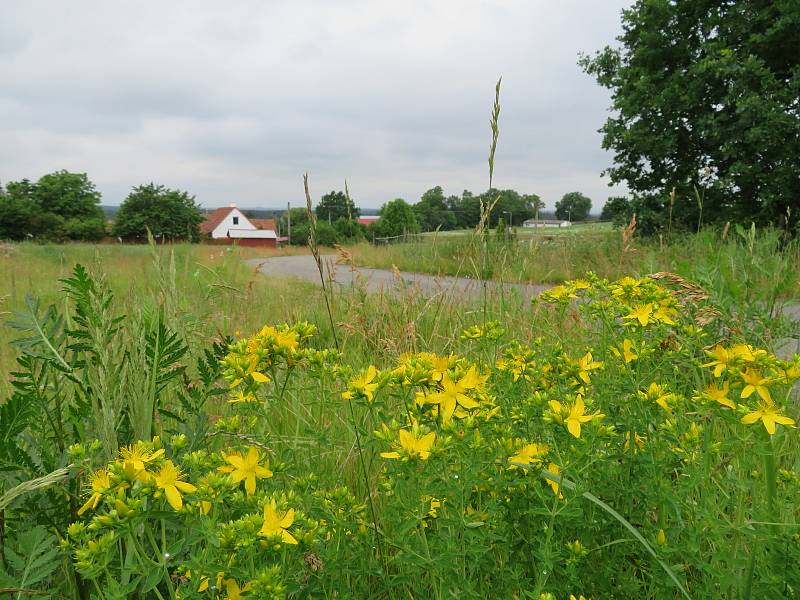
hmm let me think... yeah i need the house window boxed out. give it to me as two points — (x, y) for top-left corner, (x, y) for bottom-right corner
(233, 216), (239, 225)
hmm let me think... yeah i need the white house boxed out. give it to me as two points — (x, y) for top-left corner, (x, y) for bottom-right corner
(201, 204), (278, 247)
(522, 218), (571, 228)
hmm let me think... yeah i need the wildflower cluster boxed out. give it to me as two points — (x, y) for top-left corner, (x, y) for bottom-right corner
(64, 278), (800, 598)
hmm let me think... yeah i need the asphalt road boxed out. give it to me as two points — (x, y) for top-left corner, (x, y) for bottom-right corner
(246, 254), (551, 299)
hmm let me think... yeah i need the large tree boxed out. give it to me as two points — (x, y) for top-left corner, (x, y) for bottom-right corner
(373, 198), (419, 238)
(0, 171), (106, 241)
(316, 190), (359, 223)
(113, 183), (204, 241)
(580, 0), (800, 234)
(413, 186), (457, 232)
(555, 192), (592, 222)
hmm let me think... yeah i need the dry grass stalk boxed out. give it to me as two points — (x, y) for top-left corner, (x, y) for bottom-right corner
(334, 244), (354, 268)
(622, 213), (637, 254)
(648, 271), (722, 326)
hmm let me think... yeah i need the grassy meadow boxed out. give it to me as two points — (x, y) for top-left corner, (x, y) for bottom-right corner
(1, 229), (799, 598)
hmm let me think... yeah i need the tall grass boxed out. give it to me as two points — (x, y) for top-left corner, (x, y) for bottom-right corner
(349, 227), (800, 305)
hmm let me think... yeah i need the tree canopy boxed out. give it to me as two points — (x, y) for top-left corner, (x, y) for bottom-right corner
(0, 171), (106, 241)
(413, 186), (457, 232)
(373, 198), (419, 238)
(112, 183), (204, 241)
(555, 192), (592, 222)
(580, 0), (800, 234)
(316, 190), (359, 223)
(600, 196), (634, 226)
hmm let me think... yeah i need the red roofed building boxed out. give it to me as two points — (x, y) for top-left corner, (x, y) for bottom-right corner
(201, 205), (278, 247)
(357, 215), (380, 226)
(250, 218), (276, 232)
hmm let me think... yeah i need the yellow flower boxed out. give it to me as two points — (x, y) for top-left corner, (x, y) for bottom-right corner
(381, 428), (437, 461)
(258, 500), (298, 545)
(575, 352), (603, 384)
(78, 468), (112, 515)
(508, 443), (549, 469)
(570, 596), (587, 600)
(741, 401), (795, 435)
(549, 396), (603, 438)
(542, 285), (576, 303)
(153, 460), (197, 511)
(653, 302), (678, 325)
(639, 382), (675, 413)
(218, 446), (273, 495)
(698, 381), (735, 408)
(571, 279), (591, 291)
(774, 362), (800, 384)
(702, 344), (742, 378)
(545, 463), (563, 498)
(740, 368), (771, 402)
(624, 303), (654, 326)
(623, 431), (646, 453)
(430, 354), (454, 382)
(197, 572), (224, 592)
(657, 528), (666, 546)
(428, 373), (481, 424)
(342, 365), (379, 402)
(250, 371), (270, 383)
(611, 339), (638, 363)
(119, 443), (164, 481)
(224, 578), (252, 600)
(228, 390), (257, 404)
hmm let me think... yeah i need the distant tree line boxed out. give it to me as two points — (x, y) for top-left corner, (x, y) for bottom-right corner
(0, 171), (204, 242)
(0, 170), (607, 246)
(0, 171), (106, 241)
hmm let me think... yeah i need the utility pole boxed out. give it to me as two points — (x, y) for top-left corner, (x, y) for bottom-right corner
(287, 202), (291, 242)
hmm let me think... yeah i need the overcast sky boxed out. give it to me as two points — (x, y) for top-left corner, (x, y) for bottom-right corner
(0, 1), (632, 211)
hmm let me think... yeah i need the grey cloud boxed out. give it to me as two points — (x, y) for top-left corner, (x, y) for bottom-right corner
(0, 0), (631, 210)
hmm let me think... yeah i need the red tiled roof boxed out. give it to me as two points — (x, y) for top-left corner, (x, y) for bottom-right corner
(200, 207), (236, 235)
(251, 218), (276, 231)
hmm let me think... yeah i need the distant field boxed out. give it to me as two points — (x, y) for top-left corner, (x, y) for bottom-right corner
(420, 220), (613, 238)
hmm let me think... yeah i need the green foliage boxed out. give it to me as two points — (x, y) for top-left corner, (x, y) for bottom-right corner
(555, 191), (592, 222)
(412, 186), (458, 232)
(333, 217), (366, 242)
(0, 526), (61, 591)
(374, 198), (419, 238)
(580, 0), (800, 233)
(280, 207), (309, 232)
(600, 196), (633, 226)
(0, 171), (106, 241)
(316, 190), (359, 223)
(314, 220), (338, 246)
(445, 188), (543, 230)
(113, 183), (204, 241)
(0, 183), (37, 241)
(288, 223), (310, 246)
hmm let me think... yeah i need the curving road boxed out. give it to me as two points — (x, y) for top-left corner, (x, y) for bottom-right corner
(246, 254), (551, 298)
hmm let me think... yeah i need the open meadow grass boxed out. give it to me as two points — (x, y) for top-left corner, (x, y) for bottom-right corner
(350, 225), (800, 314)
(0, 234), (799, 598)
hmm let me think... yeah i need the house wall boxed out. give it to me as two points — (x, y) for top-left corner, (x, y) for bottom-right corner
(210, 208), (255, 238)
(204, 238), (277, 248)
